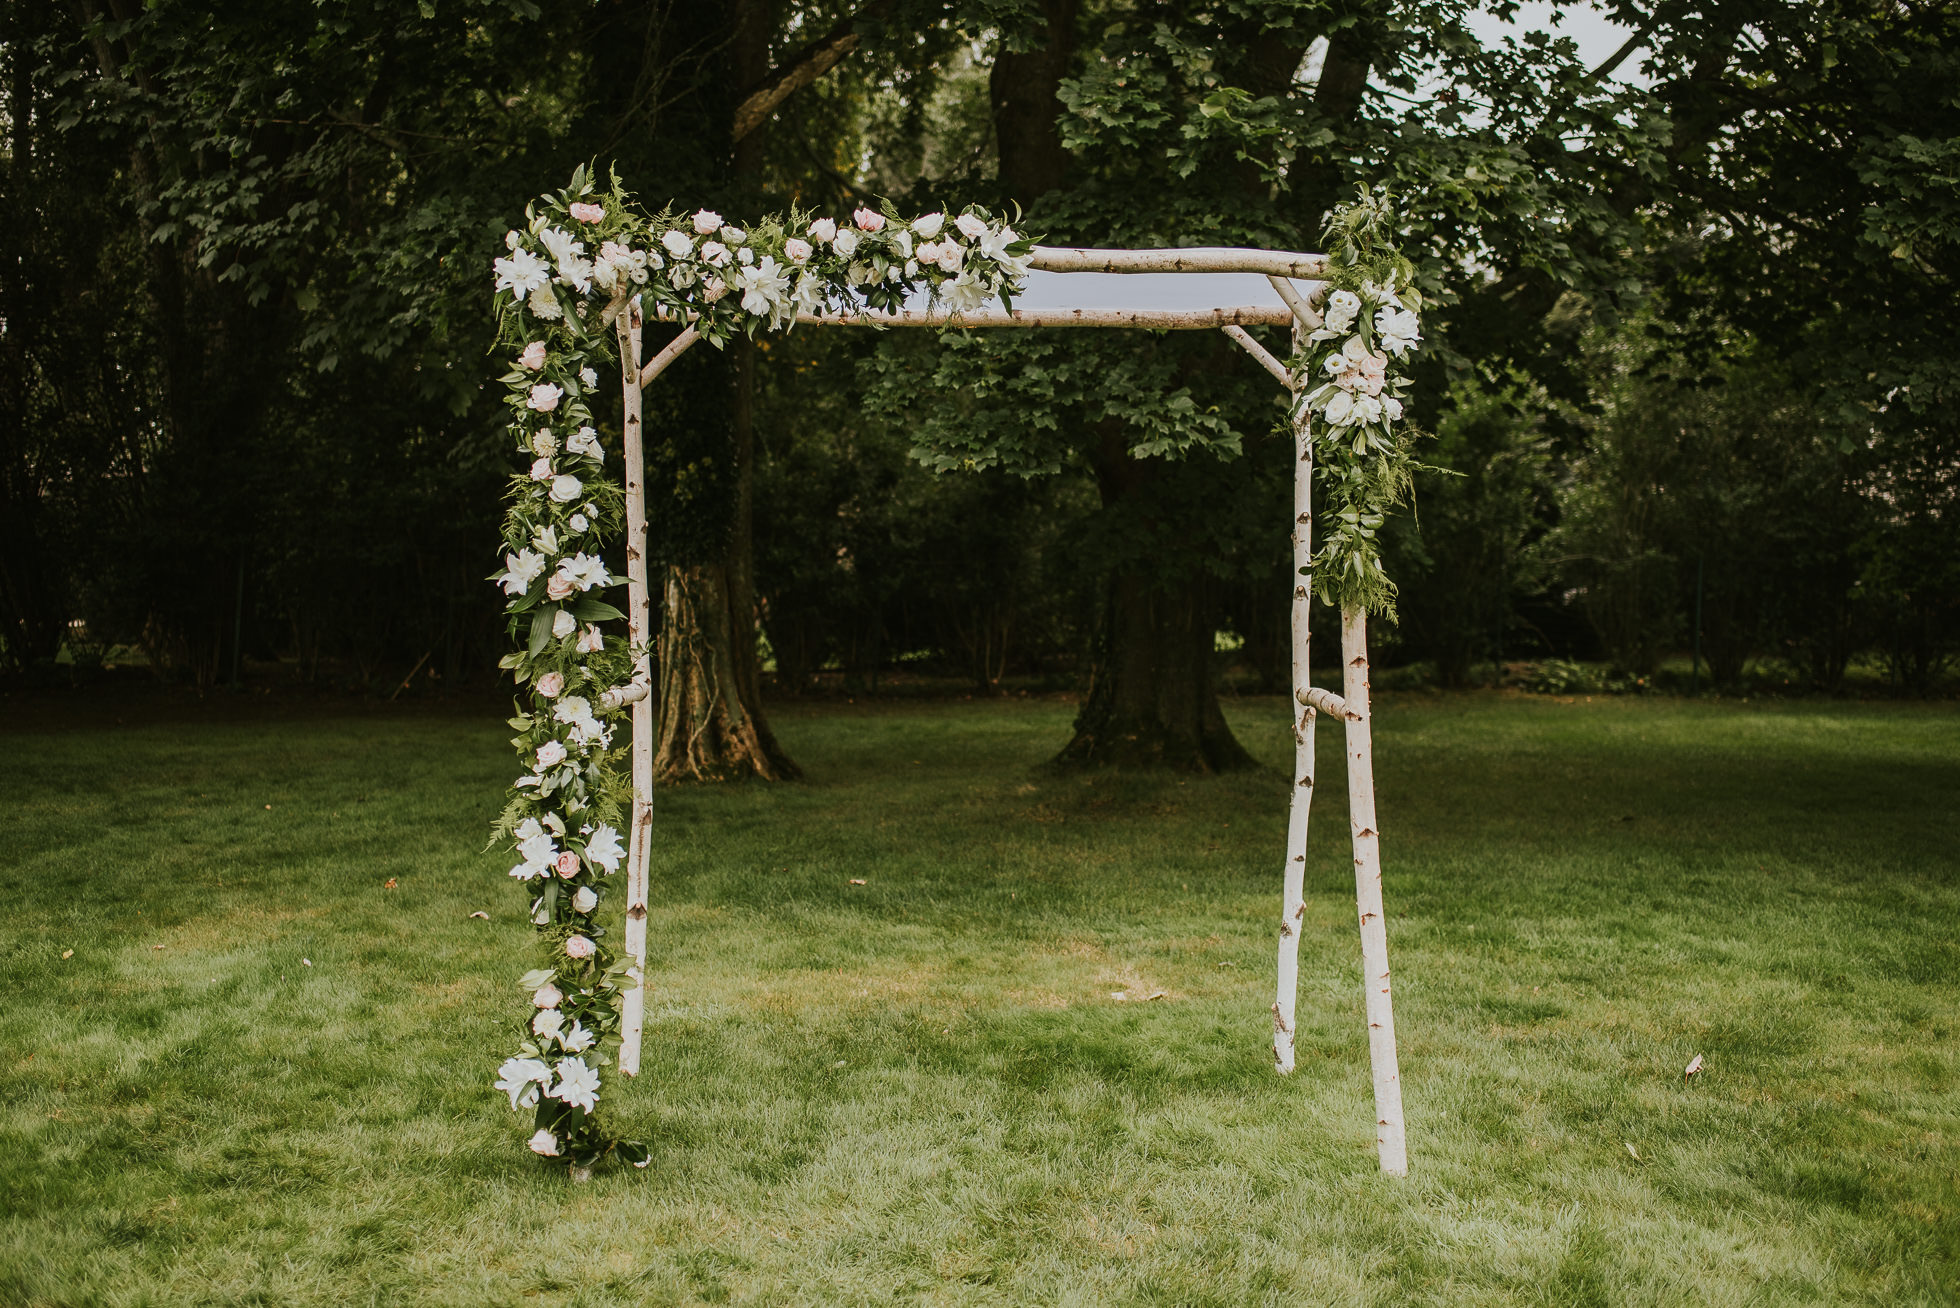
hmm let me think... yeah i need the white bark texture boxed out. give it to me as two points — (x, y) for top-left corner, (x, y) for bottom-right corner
(795, 305), (1293, 330)
(1340, 606), (1408, 1175)
(1220, 325), (1293, 387)
(1273, 320), (1315, 1074)
(616, 300), (655, 1077)
(1029, 245), (1328, 278)
(1265, 274), (1323, 329)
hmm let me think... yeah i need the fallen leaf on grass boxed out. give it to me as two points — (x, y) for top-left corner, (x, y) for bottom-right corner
(1624, 1142), (1641, 1162)
(848, 879), (866, 886)
(61, 949), (74, 960)
(1144, 990), (1168, 1001)
(152, 944), (165, 951)
(383, 878), (398, 890)
(469, 911), (490, 920)
(1685, 1053), (1704, 1079)
(301, 958), (313, 967)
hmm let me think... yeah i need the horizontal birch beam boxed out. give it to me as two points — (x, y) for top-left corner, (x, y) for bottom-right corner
(1221, 325), (1292, 387)
(598, 680), (650, 712)
(1296, 685), (1358, 720)
(1029, 246), (1328, 279)
(794, 305), (1292, 329)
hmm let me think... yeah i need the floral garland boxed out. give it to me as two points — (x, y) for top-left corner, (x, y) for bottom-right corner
(1288, 191), (1426, 616)
(486, 167), (1034, 1174)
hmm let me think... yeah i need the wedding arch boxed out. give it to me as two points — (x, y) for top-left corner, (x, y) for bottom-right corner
(488, 170), (1420, 1179)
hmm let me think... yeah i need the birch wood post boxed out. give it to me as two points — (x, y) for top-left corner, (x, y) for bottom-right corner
(1273, 320), (1316, 1074)
(1340, 605), (1408, 1174)
(616, 298), (655, 1077)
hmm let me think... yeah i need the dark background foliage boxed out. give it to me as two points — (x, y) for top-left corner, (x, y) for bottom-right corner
(3, 0), (1954, 703)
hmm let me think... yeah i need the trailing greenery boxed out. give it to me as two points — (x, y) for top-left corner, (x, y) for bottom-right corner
(485, 167), (1039, 1168)
(3, 698), (1956, 1301)
(1291, 190), (1427, 617)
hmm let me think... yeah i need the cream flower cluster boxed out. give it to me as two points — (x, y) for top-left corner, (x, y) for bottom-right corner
(1295, 278), (1420, 441)
(494, 188), (1034, 351)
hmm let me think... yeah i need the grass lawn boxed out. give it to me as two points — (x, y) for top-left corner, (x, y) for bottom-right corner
(2, 691), (1956, 1305)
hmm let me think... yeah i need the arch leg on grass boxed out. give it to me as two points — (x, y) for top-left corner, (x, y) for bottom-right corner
(1341, 605), (1407, 1175)
(1274, 326), (1315, 1073)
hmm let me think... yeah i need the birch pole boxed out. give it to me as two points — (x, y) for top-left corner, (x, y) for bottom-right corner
(1273, 320), (1317, 1073)
(616, 298), (655, 1077)
(1340, 605), (1408, 1174)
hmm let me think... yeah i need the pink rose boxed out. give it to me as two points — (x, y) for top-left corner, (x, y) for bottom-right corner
(700, 241), (731, 268)
(702, 276), (727, 302)
(564, 935), (596, 959)
(577, 624), (604, 653)
(528, 383), (563, 412)
(552, 610), (578, 639)
(916, 241), (941, 265)
(546, 574), (575, 601)
(536, 740), (568, 769)
(517, 341), (547, 370)
(537, 671), (565, 698)
(554, 850), (581, 879)
(784, 237), (813, 264)
(569, 202), (605, 224)
(807, 218), (837, 243)
(954, 213), (988, 241)
(934, 244), (963, 274)
(529, 457), (553, 482)
(853, 207), (886, 232)
(533, 982), (563, 1008)
(692, 209), (723, 235)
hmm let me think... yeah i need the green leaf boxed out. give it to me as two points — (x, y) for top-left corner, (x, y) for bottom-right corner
(528, 609), (554, 657)
(571, 598), (626, 623)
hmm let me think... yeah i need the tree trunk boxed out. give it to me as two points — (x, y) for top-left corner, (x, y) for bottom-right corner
(1056, 568), (1256, 772)
(989, 0), (1077, 207)
(655, 564), (799, 782)
(646, 0), (799, 782)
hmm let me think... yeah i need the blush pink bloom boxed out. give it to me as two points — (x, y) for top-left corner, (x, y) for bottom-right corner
(533, 982), (563, 1008)
(784, 237), (813, 264)
(528, 382), (563, 412)
(552, 610), (578, 639)
(529, 457), (553, 482)
(852, 207), (886, 232)
(564, 935), (596, 959)
(807, 217), (837, 243)
(701, 276), (727, 302)
(954, 213), (988, 241)
(569, 202), (605, 224)
(692, 209), (723, 235)
(536, 671), (565, 698)
(517, 341), (547, 370)
(545, 574), (576, 601)
(536, 740), (568, 769)
(554, 851), (581, 879)
(576, 624), (604, 653)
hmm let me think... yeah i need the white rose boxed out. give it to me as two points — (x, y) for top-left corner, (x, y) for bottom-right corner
(784, 237), (812, 263)
(533, 982), (563, 1009)
(572, 886), (597, 913)
(536, 740), (568, 768)
(529, 456), (553, 481)
(807, 217), (837, 243)
(700, 241), (731, 268)
(954, 213), (988, 241)
(831, 228), (860, 258)
(1323, 391), (1356, 426)
(552, 609), (578, 639)
(579, 367), (598, 388)
(661, 229), (693, 259)
(912, 212), (945, 238)
(527, 383), (563, 412)
(549, 474), (583, 503)
(934, 243), (963, 274)
(692, 209), (722, 235)
(528, 1129), (559, 1156)
(720, 225), (746, 245)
